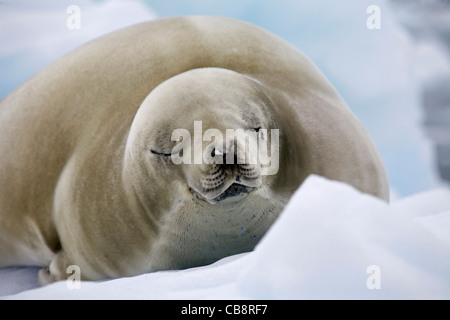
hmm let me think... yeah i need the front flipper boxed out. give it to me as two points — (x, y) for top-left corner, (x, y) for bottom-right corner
(38, 250), (76, 285)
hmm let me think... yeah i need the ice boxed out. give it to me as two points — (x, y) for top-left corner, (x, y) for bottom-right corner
(238, 176), (450, 300)
(1, 175), (449, 300)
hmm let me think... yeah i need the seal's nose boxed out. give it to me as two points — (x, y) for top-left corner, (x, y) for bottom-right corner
(202, 148), (261, 185)
(187, 134), (262, 203)
(194, 149), (261, 203)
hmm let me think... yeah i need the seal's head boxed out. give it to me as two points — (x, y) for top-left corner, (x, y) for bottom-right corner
(124, 68), (288, 270)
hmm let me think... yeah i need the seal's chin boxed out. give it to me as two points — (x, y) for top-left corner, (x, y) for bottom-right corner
(190, 183), (257, 204)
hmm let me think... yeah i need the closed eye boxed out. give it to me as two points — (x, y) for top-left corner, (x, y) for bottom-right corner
(150, 149), (172, 157)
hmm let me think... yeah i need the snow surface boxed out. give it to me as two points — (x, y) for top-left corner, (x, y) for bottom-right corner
(1, 175), (449, 300)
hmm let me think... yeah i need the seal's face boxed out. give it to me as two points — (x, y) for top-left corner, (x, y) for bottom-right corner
(149, 113), (266, 207)
(128, 68), (286, 270)
(143, 67), (278, 203)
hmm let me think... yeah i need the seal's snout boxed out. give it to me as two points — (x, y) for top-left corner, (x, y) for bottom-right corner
(189, 149), (262, 204)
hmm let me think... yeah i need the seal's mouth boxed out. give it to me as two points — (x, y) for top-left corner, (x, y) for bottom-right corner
(212, 183), (256, 202)
(189, 183), (256, 204)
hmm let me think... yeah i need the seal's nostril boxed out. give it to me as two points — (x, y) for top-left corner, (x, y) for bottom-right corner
(209, 148), (224, 162)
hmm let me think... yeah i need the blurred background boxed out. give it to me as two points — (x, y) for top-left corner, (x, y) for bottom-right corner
(1, 0), (449, 198)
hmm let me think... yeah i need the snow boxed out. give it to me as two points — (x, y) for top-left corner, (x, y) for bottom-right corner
(1, 175), (449, 300)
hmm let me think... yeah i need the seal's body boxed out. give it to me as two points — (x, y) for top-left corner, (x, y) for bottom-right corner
(0, 16), (388, 284)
